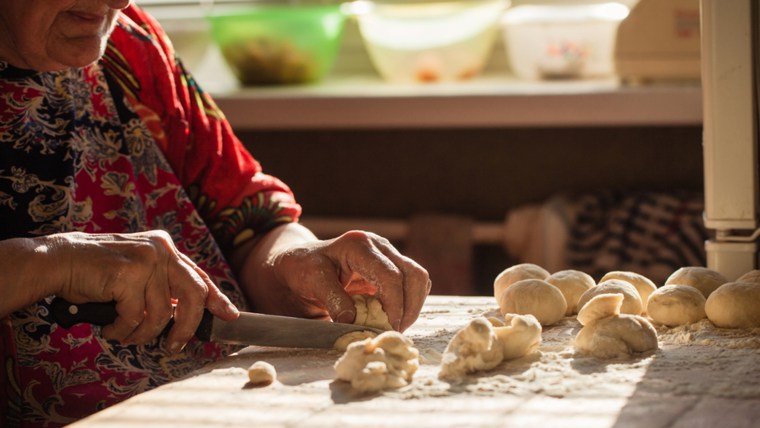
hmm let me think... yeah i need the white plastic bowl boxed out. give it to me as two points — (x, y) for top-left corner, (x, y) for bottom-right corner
(500, 2), (630, 80)
(352, 0), (509, 83)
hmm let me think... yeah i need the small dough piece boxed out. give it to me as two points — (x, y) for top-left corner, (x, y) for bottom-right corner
(577, 293), (624, 326)
(665, 266), (727, 298)
(439, 314), (541, 380)
(546, 269), (596, 315)
(493, 263), (550, 301)
(574, 294), (658, 359)
(334, 330), (379, 352)
(352, 294), (393, 331)
(577, 279), (643, 316)
(493, 313), (542, 360)
(705, 281), (760, 328)
(647, 284), (706, 326)
(439, 318), (503, 380)
(498, 279), (567, 326)
(334, 331), (419, 393)
(247, 361), (277, 386)
(737, 270), (760, 284)
(599, 271), (657, 309)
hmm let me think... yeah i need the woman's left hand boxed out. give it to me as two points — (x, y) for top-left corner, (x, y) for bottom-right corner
(233, 224), (431, 332)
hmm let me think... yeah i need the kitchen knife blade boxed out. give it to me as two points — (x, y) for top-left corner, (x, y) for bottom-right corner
(50, 297), (384, 349)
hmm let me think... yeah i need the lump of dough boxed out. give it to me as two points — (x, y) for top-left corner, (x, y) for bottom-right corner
(334, 330), (379, 352)
(577, 279), (643, 316)
(493, 313), (542, 360)
(334, 331), (419, 393)
(493, 263), (550, 301)
(599, 271), (657, 309)
(737, 270), (760, 283)
(546, 269), (596, 315)
(498, 278), (567, 326)
(352, 294), (393, 331)
(665, 266), (727, 298)
(646, 284), (706, 327)
(439, 314), (542, 380)
(577, 293), (624, 326)
(439, 318), (504, 380)
(574, 293), (658, 359)
(705, 281), (760, 328)
(247, 361), (277, 386)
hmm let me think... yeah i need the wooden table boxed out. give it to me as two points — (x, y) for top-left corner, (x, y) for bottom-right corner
(72, 296), (760, 428)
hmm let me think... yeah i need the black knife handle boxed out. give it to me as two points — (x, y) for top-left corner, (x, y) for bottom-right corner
(50, 297), (213, 341)
(50, 298), (117, 329)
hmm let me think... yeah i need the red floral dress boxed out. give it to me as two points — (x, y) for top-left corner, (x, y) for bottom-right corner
(0, 5), (301, 427)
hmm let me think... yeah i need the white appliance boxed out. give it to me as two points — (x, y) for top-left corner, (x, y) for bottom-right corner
(701, 0), (759, 279)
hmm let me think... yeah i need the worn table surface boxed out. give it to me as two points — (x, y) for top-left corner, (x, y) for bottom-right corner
(72, 295), (760, 428)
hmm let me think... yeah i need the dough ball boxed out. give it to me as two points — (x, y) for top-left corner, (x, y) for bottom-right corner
(577, 279), (643, 316)
(493, 263), (550, 300)
(574, 314), (658, 359)
(665, 266), (728, 298)
(498, 278), (567, 326)
(545, 269), (596, 315)
(334, 330), (379, 352)
(247, 361), (277, 386)
(439, 318), (504, 380)
(576, 293), (624, 326)
(737, 270), (760, 284)
(646, 284), (706, 326)
(599, 271), (657, 309)
(352, 294), (393, 331)
(493, 313), (542, 360)
(334, 331), (419, 393)
(705, 281), (760, 328)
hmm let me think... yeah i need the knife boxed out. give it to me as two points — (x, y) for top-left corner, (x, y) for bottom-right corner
(49, 297), (384, 349)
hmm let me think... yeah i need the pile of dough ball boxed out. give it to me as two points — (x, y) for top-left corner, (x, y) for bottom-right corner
(333, 331), (419, 394)
(574, 293), (658, 359)
(439, 314), (542, 379)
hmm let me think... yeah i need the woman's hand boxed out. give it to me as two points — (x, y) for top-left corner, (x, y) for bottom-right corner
(0, 231), (239, 352)
(232, 224), (431, 332)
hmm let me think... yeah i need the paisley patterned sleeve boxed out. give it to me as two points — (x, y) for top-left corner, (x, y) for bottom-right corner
(103, 5), (301, 252)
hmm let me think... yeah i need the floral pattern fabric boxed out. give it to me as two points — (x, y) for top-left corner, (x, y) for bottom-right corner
(0, 5), (301, 427)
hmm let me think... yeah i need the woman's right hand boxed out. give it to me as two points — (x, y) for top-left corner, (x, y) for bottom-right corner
(0, 231), (239, 353)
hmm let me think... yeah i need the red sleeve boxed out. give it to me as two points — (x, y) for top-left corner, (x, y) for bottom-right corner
(103, 5), (301, 251)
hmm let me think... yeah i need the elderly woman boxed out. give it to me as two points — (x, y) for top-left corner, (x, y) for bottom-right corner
(0, 0), (430, 425)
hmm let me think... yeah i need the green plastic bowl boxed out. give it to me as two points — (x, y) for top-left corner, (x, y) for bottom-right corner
(209, 4), (346, 85)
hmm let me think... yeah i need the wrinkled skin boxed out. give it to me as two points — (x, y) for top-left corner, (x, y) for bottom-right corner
(232, 224), (431, 333)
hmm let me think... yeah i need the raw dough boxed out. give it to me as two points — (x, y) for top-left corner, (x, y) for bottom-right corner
(493, 313), (542, 360)
(498, 278), (567, 326)
(439, 314), (541, 379)
(493, 263), (550, 301)
(333, 331), (419, 393)
(646, 284), (706, 327)
(439, 318), (503, 380)
(737, 269), (760, 284)
(247, 361), (277, 386)
(574, 294), (658, 359)
(545, 269), (596, 315)
(599, 271), (657, 309)
(352, 294), (393, 331)
(665, 266), (727, 298)
(705, 281), (760, 328)
(334, 330), (379, 352)
(577, 293), (624, 326)
(577, 279), (643, 316)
